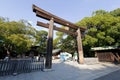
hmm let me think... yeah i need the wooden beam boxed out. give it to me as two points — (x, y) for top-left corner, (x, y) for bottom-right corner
(37, 21), (77, 36)
(77, 28), (84, 64)
(33, 4), (86, 31)
(37, 21), (49, 28)
(36, 11), (51, 21)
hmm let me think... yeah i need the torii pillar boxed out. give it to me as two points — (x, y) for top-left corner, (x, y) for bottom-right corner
(77, 28), (84, 64)
(32, 4), (86, 69)
(45, 18), (54, 69)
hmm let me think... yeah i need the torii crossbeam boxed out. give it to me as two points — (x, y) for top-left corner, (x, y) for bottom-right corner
(32, 4), (86, 69)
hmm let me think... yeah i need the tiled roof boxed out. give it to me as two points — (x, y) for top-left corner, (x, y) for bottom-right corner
(91, 46), (119, 51)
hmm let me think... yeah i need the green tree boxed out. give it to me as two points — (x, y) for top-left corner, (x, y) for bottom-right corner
(35, 30), (48, 54)
(0, 17), (37, 57)
(53, 31), (64, 49)
(110, 8), (120, 17)
(92, 10), (108, 16)
(53, 26), (67, 49)
(76, 9), (120, 57)
(60, 35), (76, 54)
(54, 26), (77, 55)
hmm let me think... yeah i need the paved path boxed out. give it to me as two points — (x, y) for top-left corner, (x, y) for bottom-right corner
(0, 58), (120, 80)
(94, 69), (120, 80)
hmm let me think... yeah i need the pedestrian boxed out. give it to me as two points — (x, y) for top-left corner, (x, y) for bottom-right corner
(40, 55), (44, 71)
(73, 51), (78, 61)
(4, 56), (9, 61)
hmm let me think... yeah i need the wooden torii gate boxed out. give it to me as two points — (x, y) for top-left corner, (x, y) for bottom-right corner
(32, 4), (86, 69)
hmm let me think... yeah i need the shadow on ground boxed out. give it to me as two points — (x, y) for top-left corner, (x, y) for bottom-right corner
(0, 58), (120, 80)
(94, 68), (120, 80)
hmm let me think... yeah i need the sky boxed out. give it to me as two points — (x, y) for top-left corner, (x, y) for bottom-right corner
(0, 0), (120, 31)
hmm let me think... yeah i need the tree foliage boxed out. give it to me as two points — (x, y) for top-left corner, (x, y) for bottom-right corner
(53, 27), (77, 55)
(110, 8), (120, 17)
(76, 8), (120, 57)
(35, 30), (48, 54)
(0, 17), (48, 58)
(92, 10), (108, 16)
(55, 8), (120, 57)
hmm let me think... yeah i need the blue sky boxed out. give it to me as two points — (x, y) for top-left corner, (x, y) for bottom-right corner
(0, 0), (120, 31)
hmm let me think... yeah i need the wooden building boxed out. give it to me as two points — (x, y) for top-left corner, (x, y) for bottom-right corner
(91, 46), (120, 63)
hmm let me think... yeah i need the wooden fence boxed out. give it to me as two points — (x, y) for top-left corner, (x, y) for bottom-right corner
(0, 58), (44, 76)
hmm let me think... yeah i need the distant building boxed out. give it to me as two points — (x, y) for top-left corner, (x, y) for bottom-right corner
(52, 49), (61, 59)
(91, 46), (120, 63)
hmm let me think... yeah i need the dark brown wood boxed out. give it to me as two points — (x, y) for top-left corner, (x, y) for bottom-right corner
(37, 21), (77, 36)
(0, 59), (44, 76)
(77, 28), (84, 64)
(94, 48), (120, 63)
(33, 4), (86, 31)
(45, 18), (54, 69)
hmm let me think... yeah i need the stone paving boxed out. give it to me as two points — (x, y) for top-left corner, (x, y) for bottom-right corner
(0, 58), (120, 80)
(95, 69), (120, 80)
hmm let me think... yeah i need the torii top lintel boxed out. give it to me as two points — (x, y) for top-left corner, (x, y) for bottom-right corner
(32, 4), (86, 32)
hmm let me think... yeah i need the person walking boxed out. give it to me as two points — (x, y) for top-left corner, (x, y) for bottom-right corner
(73, 51), (78, 61)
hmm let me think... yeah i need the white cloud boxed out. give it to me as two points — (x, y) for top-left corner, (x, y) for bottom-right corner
(28, 20), (33, 24)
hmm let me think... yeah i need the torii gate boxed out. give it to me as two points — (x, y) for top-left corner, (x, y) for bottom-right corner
(32, 4), (86, 69)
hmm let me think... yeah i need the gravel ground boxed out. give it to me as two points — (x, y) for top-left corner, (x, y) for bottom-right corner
(0, 58), (120, 80)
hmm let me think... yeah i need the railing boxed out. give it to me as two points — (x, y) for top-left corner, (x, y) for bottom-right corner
(0, 58), (44, 76)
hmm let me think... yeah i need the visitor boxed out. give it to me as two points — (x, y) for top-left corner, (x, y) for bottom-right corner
(4, 56), (9, 61)
(73, 51), (78, 61)
(40, 55), (44, 71)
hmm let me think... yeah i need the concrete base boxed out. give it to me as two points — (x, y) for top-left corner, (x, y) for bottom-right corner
(43, 69), (54, 72)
